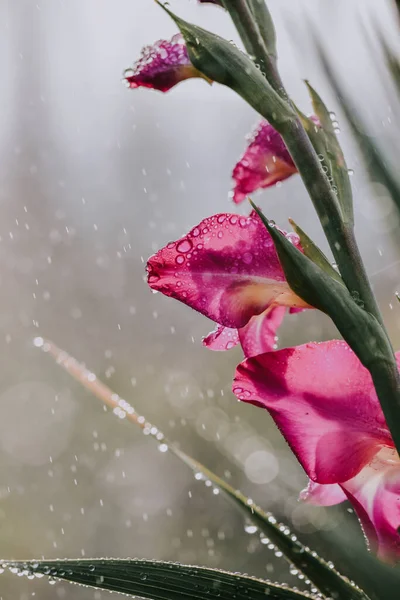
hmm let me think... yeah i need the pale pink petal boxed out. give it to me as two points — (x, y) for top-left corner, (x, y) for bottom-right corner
(300, 480), (347, 506)
(238, 306), (286, 358)
(203, 307), (289, 356)
(341, 449), (400, 562)
(232, 120), (297, 204)
(203, 325), (240, 351)
(233, 340), (394, 484)
(147, 213), (309, 330)
(124, 34), (207, 93)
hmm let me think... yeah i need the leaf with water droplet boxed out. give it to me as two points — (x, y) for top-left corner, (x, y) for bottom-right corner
(2, 559), (318, 600)
(30, 337), (370, 600)
(301, 81), (353, 225)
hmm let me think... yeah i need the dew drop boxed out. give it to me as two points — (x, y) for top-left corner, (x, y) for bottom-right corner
(177, 240), (192, 253)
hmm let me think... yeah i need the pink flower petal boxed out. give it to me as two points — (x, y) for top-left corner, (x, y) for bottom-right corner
(147, 213), (309, 330)
(238, 306), (285, 358)
(124, 34), (206, 93)
(233, 340), (394, 484)
(203, 306), (287, 357)
(203, 324), (240, 351)
(232, 120), (297, 204)
(299, 480), (347, 506)
(341, 449), (400, 562)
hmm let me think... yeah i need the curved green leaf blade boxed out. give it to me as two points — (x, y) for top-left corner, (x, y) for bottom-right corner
(302, 81), (353, 224)
(2, 559), (313, 600)
(31, 338), (370, 600)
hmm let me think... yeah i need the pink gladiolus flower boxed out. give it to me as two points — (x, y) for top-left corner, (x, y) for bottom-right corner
(232, 120), (298, 204)
(233, 340), (400, 561)
(147, 213), (310, 356)
(124, 34), (209, 93)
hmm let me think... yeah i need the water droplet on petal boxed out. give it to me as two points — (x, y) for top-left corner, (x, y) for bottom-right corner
(177, 239), (192, 253)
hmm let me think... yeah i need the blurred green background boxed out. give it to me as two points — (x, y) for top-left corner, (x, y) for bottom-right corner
(0, 0), (400, 598)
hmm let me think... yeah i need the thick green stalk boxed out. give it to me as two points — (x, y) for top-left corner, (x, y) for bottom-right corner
(222, 0), (284, 95)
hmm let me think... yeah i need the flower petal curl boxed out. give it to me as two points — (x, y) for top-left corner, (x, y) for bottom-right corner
(341, 449), (400, 562)
(299, 480), (347, 507)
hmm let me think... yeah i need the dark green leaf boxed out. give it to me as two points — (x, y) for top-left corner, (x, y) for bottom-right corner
(2, 559), (313, 600)
(156, 2), (293, 128)
(288, 218), (344, 284)
(35, 339), (370, 600)
(301, 82), (353, 224)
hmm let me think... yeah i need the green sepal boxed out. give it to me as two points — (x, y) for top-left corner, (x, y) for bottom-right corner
(155, 2), (293, 128)
(2, 559), (313, 600)
(301, 82), (353, 225)
(288, 218), (344, 285)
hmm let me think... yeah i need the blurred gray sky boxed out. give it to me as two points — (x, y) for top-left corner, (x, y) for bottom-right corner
(0, 1), (400, 599)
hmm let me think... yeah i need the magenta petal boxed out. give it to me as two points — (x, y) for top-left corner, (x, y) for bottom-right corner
(299, 480), (347, 506)
(238, 306), (285, 358)
(147, 213), (309, 330)
(124, 34), (205, 93)
(203, 324), (240, 351)
(232, 120), (297, 204)
(233, 340), (394, 484)
(341, 450), (400, 562)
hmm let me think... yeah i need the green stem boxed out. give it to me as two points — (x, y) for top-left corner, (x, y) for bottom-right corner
(281, 119), (383, 325)
(222, 0), (284, 95)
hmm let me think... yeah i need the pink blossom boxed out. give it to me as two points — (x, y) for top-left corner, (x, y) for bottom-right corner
(147, 213), (310, 355)
(233, 340), (400, 561)
(232, 120), (298, 204)
(124, 34), (208, 93)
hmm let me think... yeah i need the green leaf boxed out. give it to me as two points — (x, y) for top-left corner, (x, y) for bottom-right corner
(2, 559), (311, 600)
(32, 338), (370, 600)
(156, 2), (294, 129)
(288, 218), (344, 284)
(301, 82), (353, 224)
